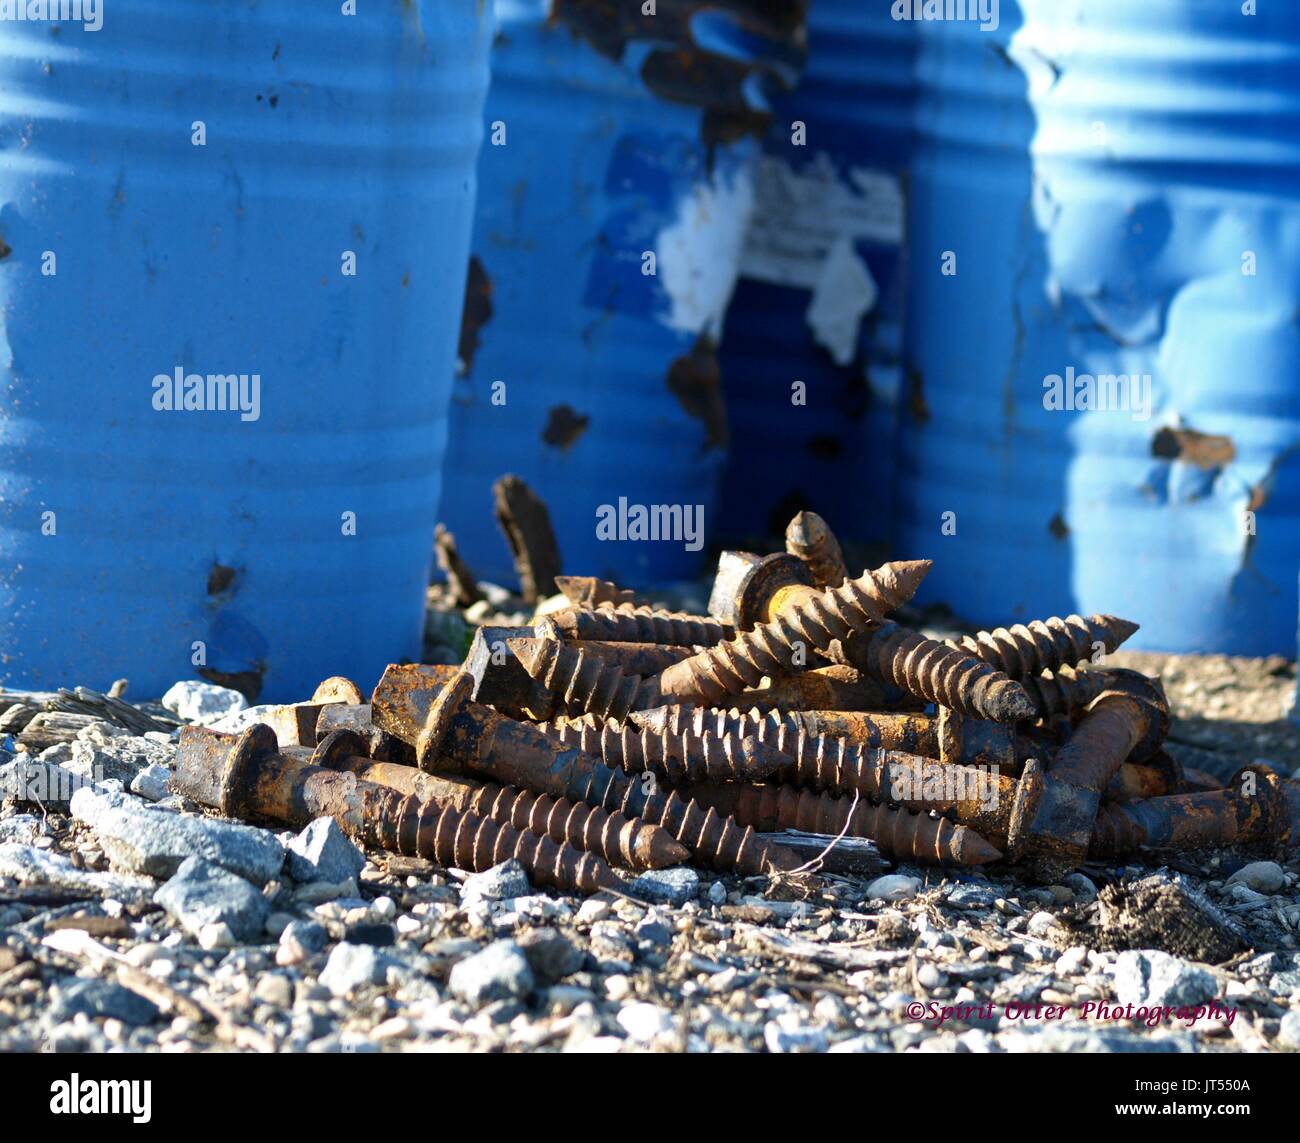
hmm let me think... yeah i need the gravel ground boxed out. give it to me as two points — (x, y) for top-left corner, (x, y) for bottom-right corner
(0, 652), (1296, 1055)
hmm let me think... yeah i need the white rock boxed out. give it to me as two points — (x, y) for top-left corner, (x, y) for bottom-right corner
(319, 943), (386, 997)
(161, 681), (248, 726)
(1277, 1011), (1300, 1050)
(865, 874), (921, 902)
(1027, 910), (1058, 937)
(617, 1003), (674, 1043)
(129, 764), (173, 802)
(1112, 950), (1217, 1008)
(1055, 946), (1089, 976)
(448, 940), (534, 1007)
(460, 860), (531, 902)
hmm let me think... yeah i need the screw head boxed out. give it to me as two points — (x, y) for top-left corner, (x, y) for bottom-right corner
(735, 553), (815, 630)
(219, 723), (279, 818)
(416, 670), (475, 773)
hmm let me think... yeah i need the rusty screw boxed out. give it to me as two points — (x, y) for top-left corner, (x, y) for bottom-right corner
(312, 730), (688, 870)
(785, 510), (848, 589)
(949, 614), (1140, 679)
(1007, 673), (1170, 880)
(554, 574), (647, 610)
(535, 714), (789, 784)
(683, 749), (1003, 867)
(171, 725), (620, 894)
(413, 672), (798, 875)
(1019, 666), (1114, 720)
(544, 604), (734, 647)
(1090, 766), (1291, 859)
(507, 636), (661, 721)
(833, 621), (1036, 722)
(652, 559), (932, 706)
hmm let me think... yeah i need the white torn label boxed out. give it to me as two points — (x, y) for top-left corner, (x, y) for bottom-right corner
(806, 237), (878, 367)
(656, 167), (755, 339)
(739, 152), (904, 289)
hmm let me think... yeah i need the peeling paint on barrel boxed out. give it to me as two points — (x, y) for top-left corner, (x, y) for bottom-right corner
(0, 2), (494, 700)
(898, 1), (1300, 656)
(437, 0), (805, 586)
(716, 0), (915, 548)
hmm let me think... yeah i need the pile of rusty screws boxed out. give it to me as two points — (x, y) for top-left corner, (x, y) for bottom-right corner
(168, 507), (1296, 895)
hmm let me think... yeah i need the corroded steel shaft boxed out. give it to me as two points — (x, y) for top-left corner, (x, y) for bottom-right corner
(785, 510), (848, 589)
(413, 672), (797, 875)
(1008, 674), (1171, 880)
(731, 665), (893, 714)
(313, 732), (688, 870)
(652, 560), (931, 706)
(508, 637), (661, 720)
(636, 705), (1023, 770)
(950, 614), (1139, 679)
(1089, 767), (1290, 858)
(835, 622), (1036, 722)
(535, 715), (787, 784)
(545, 604), (734, 647)
(680, 771), (1002, 867)
(171, 725), (619, 894)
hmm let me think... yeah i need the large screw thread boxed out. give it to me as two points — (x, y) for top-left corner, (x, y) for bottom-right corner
(838, 622), (1036, 722)
(537, 716), (784, 784)
(1021, 667), (1110, 719)
(680, 779), (1001, 866)
(508, 636), (658, 720)
(648, 703), (889, 799)
(549, 604), (734, 647)
(951, 614), (1139, 679)
(453, 721), (794, 875)
(654, 560), (931, 706)
(461, 780), (689, 871)
(370, 794), (619, 894)
(785, 510), (849, 589)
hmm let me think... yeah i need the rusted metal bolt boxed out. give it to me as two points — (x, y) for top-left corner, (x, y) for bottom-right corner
(534, 713), (788, 784)
(949, 614), (1139, 679)
(707, 550), (761, 625)
(651, 559), (932, 706)
(833, 621), (1036, 722)
(311, 677), (367, 705)
(553, 574), (647, 610)
(413, 672), (799, 876)
(313, 703), (414, 764)
(732, 664), (895, 713)
(170, 725), (620, 894)
(311, 730), (688, 871)
(544, 604), (734, 647)
(463, 623), (697, 722)
(682, 751), (1003, 867)
(785, 510), (848, 589)
(1006, 673), (1171, 881)
(1090, 766), (1291, 859)
(506, 636), (663, 720)
(1019, 666), (1113, 720)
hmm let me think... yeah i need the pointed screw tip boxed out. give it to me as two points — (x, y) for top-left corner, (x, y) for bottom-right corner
(959, 829), (1004, 866)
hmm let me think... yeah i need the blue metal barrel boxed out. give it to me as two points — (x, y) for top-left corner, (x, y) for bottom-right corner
(898, 1), (1300, 655)
(0, 2), (493, 701)
(717, 0), (915, 547)
(437, 0), (804, 588)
